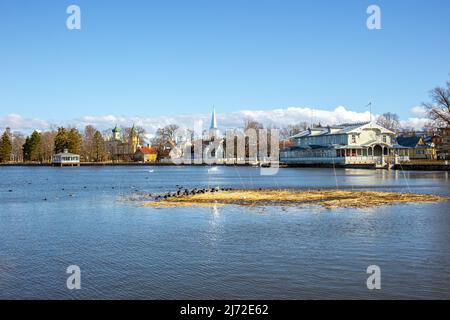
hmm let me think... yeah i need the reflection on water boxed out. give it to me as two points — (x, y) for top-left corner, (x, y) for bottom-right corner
(0, 166), (449, 299)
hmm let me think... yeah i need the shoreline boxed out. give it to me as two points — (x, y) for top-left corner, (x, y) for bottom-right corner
(1, 162), (449, 171)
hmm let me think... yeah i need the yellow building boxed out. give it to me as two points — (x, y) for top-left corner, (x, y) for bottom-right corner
(130, 124), (140, 153)
(396, 136), (436, 160)
(134, 146), (158, 163)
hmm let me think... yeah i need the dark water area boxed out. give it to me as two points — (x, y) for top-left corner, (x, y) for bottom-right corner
(0, 166), (449, 299)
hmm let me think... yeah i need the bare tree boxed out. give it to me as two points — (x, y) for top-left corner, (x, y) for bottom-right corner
(38, 131), (56, 163)
(151, 124), (180, 152)
(398, 126), (416, 136)
(279, 123), (309, 140)
(242, 119), (264, 159)
(135, 126), (147, 145)
(244, 119), (264, 131)
(376, 112), (400, 132)
(11, 131), (25, 162)
(82, 125), (97, 161)
(422, 81), (450, 127)
(421, 122), (438, 136)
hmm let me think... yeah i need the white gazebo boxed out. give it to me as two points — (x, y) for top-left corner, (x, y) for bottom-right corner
(52, 149), (80, 167)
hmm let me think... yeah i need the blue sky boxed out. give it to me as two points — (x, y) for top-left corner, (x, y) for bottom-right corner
(0, 0), (449, 130)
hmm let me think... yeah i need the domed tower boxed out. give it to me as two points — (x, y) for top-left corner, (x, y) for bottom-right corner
(130, 124), (140, 152)
(112, 125), (121, 141)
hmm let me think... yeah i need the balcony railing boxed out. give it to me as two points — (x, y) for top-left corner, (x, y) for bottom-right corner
(280, 154), (410, 164)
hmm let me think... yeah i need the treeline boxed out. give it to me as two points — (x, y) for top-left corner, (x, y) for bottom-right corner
(0, 117), (410, 164)
(0, 125), (132, 163)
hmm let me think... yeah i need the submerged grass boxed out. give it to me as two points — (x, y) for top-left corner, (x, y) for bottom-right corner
(143, 189), (448, 209)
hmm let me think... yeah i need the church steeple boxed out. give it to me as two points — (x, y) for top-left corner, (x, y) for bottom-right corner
(208, 106), (219, 138)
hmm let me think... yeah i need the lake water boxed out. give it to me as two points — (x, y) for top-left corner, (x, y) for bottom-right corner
(0, 166), (449, 299)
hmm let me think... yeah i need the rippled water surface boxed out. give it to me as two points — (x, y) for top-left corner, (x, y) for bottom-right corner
(0, 166), (449, 299)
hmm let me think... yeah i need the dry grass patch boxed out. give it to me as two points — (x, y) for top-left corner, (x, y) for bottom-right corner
(143, 189), (448, 209)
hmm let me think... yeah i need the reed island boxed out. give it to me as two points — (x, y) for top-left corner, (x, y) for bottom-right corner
(143, 188), (448, 209)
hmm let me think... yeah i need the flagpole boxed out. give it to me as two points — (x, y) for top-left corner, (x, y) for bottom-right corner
(366, 102), (372, 123)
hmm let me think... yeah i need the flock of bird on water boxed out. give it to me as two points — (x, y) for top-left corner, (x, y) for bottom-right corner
(153, 185), (233, 201)
(5, 182), (235, 202)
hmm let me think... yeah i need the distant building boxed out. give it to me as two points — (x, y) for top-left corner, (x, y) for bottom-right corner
(396, 136), (436, 160)
(433, 128), (450, 160)
(203, 106), (224, 161)
(52, 148), (80, 166)
(280, 122), (409, 167)
(173, 107), (224, 163)
(158, 148), (173, 163)
(106, 124), (140, 162)
(134, 146), (158, 163)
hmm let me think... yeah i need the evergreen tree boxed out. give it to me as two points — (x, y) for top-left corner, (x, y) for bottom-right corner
(54, 127), (82, 154)
(23, 137), (30, 161)
(54, 127), (68, 154)
(93, 130), (106, 162)
(67, 128), (82, 154)
(0, 131), (12, 163)
(23, 131), (41, 161)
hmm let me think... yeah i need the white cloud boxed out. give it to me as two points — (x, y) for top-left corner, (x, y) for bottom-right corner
(395, 106), (430, 129)
(410, 106), (427, 116)
(207, 106), (373, 134)
(229, 106), (372, 128)
(1, 105), (428, 136)
(0, 114), (50, 132)
(400, 117), (429, 129)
